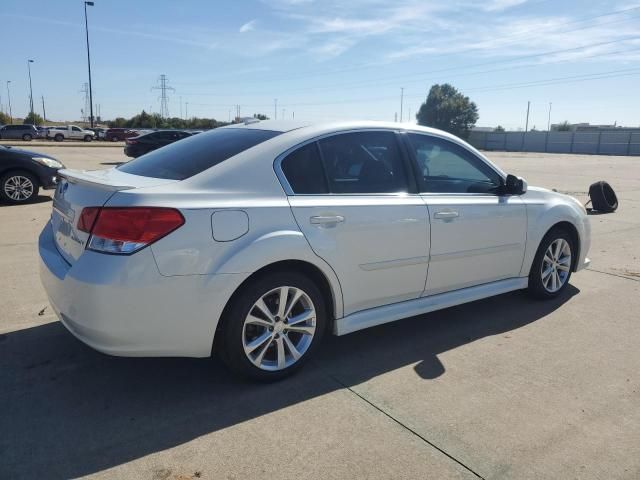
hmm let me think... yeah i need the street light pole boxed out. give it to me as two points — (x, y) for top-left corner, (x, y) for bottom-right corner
(6, 81), (12, 123)
(27, 60), (35, 123)
(547, 102), (552, 131)
(84, 1), (95, 128)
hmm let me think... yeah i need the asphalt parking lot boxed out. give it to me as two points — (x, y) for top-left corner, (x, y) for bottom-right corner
(1, 146), (639, 479)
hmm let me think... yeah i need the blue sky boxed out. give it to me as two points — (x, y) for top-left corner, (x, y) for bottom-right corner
(1, 0), (639, 129)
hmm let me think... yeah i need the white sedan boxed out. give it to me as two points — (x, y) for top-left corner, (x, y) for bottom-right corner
(39, 121), (590, 380)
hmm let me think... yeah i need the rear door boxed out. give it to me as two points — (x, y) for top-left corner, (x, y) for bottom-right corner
(282, 130), (430, 316)
(404, 132), (527, 295)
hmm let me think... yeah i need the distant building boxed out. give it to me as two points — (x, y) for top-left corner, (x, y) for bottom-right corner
(550, 122), (640, 133)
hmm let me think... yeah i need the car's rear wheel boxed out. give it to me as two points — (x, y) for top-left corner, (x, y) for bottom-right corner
(54, 134), (64, 142)
(527, 228), (574, 299)
(219, 271), (327, 381)
(111, 136), (119, 142)
(22, 134), (33, 141)
(0, 171), (39, 204)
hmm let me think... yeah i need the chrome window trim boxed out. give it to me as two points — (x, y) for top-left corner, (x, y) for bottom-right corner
(274, 128), (415, 197)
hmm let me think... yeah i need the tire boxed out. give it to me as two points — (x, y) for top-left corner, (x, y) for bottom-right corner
(0, 171), (39, 204)
(84, 135), (93, 142)
(54, 134), (64, 142)
(111, 136), (119, 142)
(22, 134), (33, 141)
(218, 271), (327, 381)
(589, 181), (618, 213)
(527, 228), (574, 299)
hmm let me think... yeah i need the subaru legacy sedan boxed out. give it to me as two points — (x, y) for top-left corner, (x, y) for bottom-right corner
(39, 121), (590, 380)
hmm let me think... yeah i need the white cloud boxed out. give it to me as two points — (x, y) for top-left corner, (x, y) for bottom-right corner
(482, 0), (528, 12)
(239, 19), (257, 33)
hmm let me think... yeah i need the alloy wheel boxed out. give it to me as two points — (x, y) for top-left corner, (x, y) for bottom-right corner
(541, 238), (572, 293)
(242, 286), (316, 371)
(4, 175), (35, 202)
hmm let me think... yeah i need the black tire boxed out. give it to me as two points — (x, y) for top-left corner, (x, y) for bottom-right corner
(0, 171), (40, 204)
(22, 134), (33, 141)
(111, 136), (119, 142)
(218, 271), (327, 381)
(84, 135), (93, 142)
(527, 228), (574, 299)
(589, 181), (618, 213)
(54, 134), (64, 142)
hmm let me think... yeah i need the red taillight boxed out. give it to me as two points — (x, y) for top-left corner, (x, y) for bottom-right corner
(126, 138), (137, 145)
(78, 207), (184, 254)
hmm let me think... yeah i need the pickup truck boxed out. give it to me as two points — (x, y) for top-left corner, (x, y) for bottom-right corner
(47, 125), (96, 142)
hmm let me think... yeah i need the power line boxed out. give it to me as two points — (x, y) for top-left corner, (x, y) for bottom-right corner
(151, 74), (175, 119)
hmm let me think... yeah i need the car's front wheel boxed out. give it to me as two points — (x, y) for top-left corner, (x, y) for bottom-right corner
(528, 228), (574, 299)
(84, 135), (93, 142)
(22, 134), (33, 141)
(0, 171), (39, 204)
(219, 271), (327, 381)
(54, 134), (64, 142)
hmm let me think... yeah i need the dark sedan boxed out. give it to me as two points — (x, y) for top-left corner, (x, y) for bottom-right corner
(0, 145), (65, 204)
(124, 130), (192, 158)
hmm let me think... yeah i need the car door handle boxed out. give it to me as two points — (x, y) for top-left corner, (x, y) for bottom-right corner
(310, 215), (345, 225)
(434, 210), (459, 219)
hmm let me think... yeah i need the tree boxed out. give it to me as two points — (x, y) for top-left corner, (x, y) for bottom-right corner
(23, 112), (44, 125)
(253, 113), (269, 120)
(494, 125), (505, 132)
(0, 111), (11, 125)
(555, 121), (572, 131)
(416, 84), (479, 138)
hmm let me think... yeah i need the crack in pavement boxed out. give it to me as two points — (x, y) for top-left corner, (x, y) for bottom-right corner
(329, 374), (485, 479)
(586, 268), (640, 282)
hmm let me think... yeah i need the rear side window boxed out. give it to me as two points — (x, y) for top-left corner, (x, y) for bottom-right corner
(118, 128), (281, 180)
(281, 142), (328, 194)
(318, 131), (408, 194)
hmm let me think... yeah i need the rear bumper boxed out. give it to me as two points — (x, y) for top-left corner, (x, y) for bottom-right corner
(38, 222), (247, 357)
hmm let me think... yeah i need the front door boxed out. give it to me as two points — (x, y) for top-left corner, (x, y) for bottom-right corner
(281, 130), (430, 316)
(404, 132), (527, 295)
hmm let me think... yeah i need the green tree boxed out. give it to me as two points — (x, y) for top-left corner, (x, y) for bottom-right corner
(0, 111), (11, 125)
(111, 117), (127, 127)
(555, 121), (572, 131)
(416, 84), (479, 138)
(494, 125), (505, 132)
(253, 113), (269, 120)
(23, 112), (44, 125)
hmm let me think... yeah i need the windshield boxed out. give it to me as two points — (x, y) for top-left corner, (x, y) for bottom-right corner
(118, 127), (282, 180)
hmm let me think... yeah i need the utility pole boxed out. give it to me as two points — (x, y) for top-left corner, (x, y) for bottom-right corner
(185, 102), (188, 120)
(399, 87), (404, 122)
(274, 98), (277, 120)
(41, 95), (46, 122)
(394, 112), (398, 122)
(151, 74), (175, 119)
(6, 81), (12, 123)
(547, 102), (552, 131)
(27, 59), (35, 123)
(282, 108), (285, 120)
(408, 108), (411, 123)
(80, 83), (90, 123)
(180, 96), (183, 119)
(228, 109), (231, 122)
(84, 1), (95, 127)
(525, 100), (530, 132)
(292, 111), (294, 120)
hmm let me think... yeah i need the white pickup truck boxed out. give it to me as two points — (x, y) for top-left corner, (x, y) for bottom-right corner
(47, 125), (95, 142)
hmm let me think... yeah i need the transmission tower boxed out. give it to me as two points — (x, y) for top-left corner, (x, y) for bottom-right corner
(79, 83), (90, 123)
(151, 74), (175, 119)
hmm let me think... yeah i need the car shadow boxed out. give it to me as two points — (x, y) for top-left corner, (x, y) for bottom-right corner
(0, 195), (52, 207)
(0, 286), (578, 478)
(100, 161), (126, 166)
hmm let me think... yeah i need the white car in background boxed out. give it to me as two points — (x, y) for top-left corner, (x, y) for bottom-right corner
(39, 121), (590, 380)
(47, 125), (95, 142)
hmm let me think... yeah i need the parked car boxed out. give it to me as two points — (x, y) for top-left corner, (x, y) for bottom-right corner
(0, 145), (64, 203)
(39, 121), (591, 380)
(88, 128), (107, 140)
(47, 125), (95, 142)
(0, 124), (41, 141)
(105, 128), (139, 142)
(124, 130), (192, 157)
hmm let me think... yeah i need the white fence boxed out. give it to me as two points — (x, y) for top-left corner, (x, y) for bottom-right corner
(468, 131), (640, 156)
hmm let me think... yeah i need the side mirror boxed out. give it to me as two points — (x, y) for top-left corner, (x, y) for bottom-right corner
(505, 174), (526, 195)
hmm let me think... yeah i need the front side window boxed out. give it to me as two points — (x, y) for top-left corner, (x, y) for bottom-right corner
(407, 133), (502, 194)
(72, 126), (81, 132)
(317, 131), (408, 194)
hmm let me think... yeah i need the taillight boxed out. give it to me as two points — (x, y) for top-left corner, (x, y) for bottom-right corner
(126, 138), (137, 145)
(78, 207), (184, 254)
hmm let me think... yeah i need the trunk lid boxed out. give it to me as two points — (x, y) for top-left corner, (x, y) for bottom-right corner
(51, 168), (176, 264)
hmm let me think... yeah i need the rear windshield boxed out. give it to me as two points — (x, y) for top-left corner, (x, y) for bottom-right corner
(118, 128), (282, 180)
